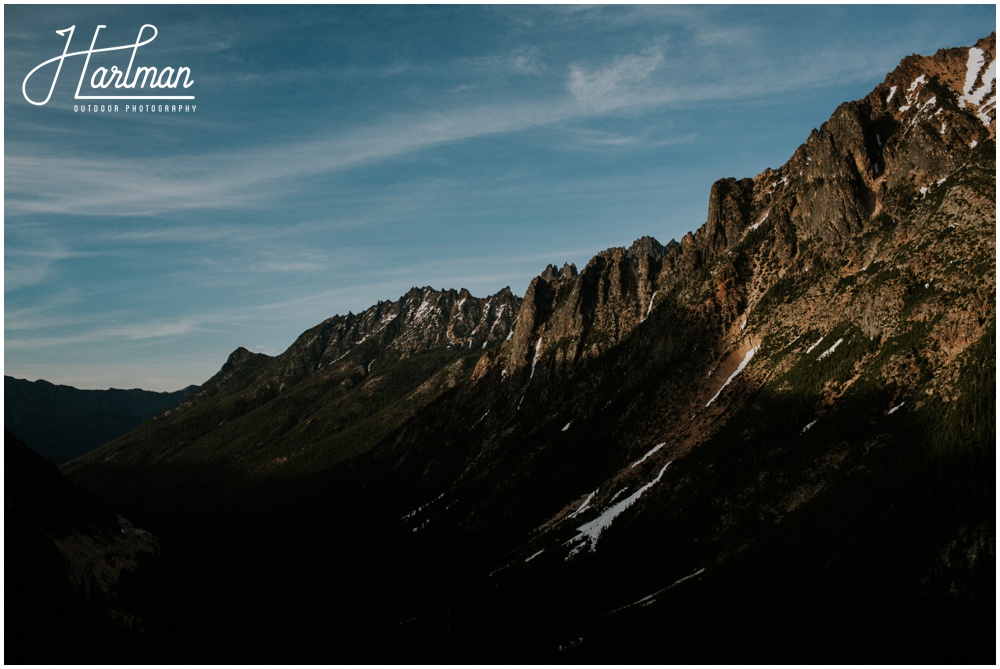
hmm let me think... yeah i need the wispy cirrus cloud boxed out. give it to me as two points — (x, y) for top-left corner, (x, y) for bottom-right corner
(567, 47), (666, 109)
(3, 246), (109, 291)
(4, 21), (921, 223)
(467, 45), (546, 77)
(4, 316), (203, 348)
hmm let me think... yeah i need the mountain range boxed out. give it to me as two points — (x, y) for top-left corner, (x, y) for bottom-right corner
(10, 34), (995, 663)
(4, 376), (197, 464)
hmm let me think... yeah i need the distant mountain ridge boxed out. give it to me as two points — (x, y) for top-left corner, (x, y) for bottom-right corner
(62, 285), (520, 514)
(59, 34), (996, 663)
(4, 376), (197, 465)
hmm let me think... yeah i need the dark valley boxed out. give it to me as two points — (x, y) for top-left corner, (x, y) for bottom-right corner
(8, 34), (996, 663)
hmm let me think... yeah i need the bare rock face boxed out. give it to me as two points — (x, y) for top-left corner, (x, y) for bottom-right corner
(785, 103), (879, 249)
(705, 177), (755, 254)
(502, 238), (669, 379)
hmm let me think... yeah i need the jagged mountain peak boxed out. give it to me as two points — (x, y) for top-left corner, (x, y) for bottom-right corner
(540, 263), (579, 282)
(884, 33), (996, 136)
(283, 283), (520, 371)
(627, 235), (667, 260)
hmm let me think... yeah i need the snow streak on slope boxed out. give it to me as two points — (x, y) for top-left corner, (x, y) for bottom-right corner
(610, 567), (708, 614)
(806, 336), (824, 354)
(964, 48), (986, 96)
(630, 442), (665, 468)
(567, 491), (596, 519)
(705, 345), (760, 408)
(643, 291), (658, 321)
(959, 46), (997, 127)
(566, 462), (671, 557)
(816, 338), (843, 361)
(530, 337), (543, 379)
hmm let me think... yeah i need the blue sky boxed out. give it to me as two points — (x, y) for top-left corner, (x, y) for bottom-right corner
(4, 4), (995, 390)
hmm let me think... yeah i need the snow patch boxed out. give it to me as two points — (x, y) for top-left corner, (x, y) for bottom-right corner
(966, 56), (996, 105)
(816, 337), (844, 360)
(749, 211), (769, 231)
(612, 568), (707, 613)
(562, 421), (572, 432)
(964, 47), (986, 97)
(643, 291), (658, 320)
(887, 402), (905, 415)
(494, 304), (506, 319)
(897, 75), (926, 114)
(530, 337), (543, 379)
(568, 490), (596, 519)
(805, 336), (824, 354)
(608, 487), (629, 504)
(976, 96), (995, 127)
(886, 85), (897, 103)
(705, 344), (760, 408)
(631, 442), (666, 468)
(525, 549), (544, 563)
(402, 493), (446, 521)
(668, 567), (706, 590)
(801, 420), (818, 434)
(959, 48), (996, 128)
(566, 462), (672, 555)
(971, 139), (978, 148)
